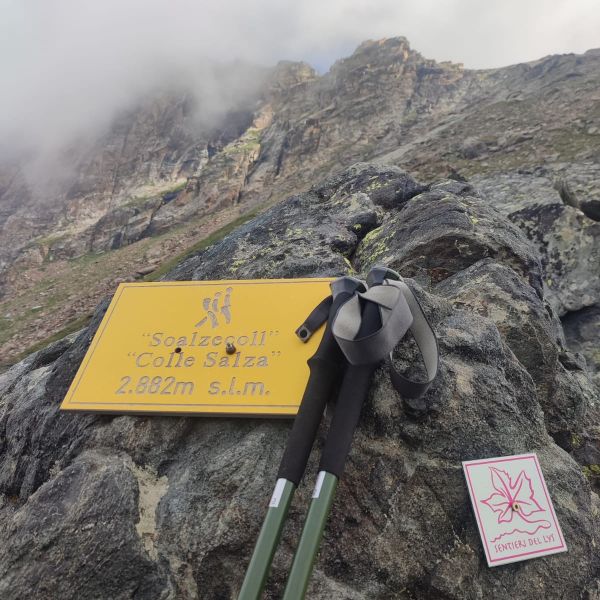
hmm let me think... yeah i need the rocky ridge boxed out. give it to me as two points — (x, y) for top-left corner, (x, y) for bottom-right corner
(0, 164), (598, 599)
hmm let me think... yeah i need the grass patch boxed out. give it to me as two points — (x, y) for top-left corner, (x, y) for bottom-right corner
(123, 180), (187, 207)
(143, 208), (260, 281)
(11, 313), (93, 366)
(221, 127), (262, 156)
(123, 195), (159, 209)
(0, 317), (11, 333)
(37, 232), (69, 246)
(165, 180), (187, 194)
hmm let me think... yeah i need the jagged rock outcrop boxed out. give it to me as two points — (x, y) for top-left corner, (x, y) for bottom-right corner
(509, 200), (600, 314)
(1, 165), (598, 599)
(473, 165), (600, 394)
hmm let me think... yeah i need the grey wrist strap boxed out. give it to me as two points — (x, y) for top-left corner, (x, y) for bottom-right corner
(331, 283), (413, 365)
(295, 295), (333, 342)
(387, 280), (439, 399)
(331, 278), (439, 399)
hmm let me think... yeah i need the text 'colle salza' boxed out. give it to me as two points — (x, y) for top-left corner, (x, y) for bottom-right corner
(134, 350), (271, 369)
(148, 331), (268, 348)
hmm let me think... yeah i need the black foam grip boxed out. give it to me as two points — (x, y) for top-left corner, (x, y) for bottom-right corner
(318, 298), (381, 478)
(277, 293), (350, 485)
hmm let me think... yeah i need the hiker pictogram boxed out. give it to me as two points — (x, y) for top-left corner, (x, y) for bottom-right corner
(195, 287), (233, 328)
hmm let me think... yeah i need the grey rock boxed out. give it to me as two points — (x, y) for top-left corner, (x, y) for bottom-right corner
(0, 164), (598, 599)
(353, 185), (543, 296)
(169, 182), (382, 282)
(460, 137), (488, 159)
(563, 305), (600, 389)
(472, 170), (558, 214)
(508, 202), (600, 315)
(312, 162), (426, 209)
(88, 199), (161, 253)
(473, 166), (600, 316)
(436, 259), (600, 476)
(0, 452), (167, 600)
(581, 198), (600, 222)
(430, 178), (479, 197)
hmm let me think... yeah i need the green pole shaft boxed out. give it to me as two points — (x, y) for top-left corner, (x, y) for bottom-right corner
(238, 479), (296, 600)
(282, 471), (338, 600)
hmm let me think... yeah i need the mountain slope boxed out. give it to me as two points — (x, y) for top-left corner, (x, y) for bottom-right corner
(1, 37), (599, 369)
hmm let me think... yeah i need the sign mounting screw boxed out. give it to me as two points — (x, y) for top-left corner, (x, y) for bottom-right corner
(226, 342), (236, 355)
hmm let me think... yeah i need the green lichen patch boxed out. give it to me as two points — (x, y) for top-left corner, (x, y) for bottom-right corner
(571, 433), (583, 448)
(582, 464), (600, 481)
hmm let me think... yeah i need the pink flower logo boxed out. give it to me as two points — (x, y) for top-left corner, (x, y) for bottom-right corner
(481, 467), (546, 524)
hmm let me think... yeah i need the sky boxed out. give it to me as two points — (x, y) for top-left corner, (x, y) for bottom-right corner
(1, 0), (599, 170)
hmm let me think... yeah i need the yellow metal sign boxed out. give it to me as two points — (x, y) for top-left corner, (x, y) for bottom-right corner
(61, 279), (333, 416)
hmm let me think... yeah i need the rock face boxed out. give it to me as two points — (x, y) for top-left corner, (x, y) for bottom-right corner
(0, 165), (598, 599)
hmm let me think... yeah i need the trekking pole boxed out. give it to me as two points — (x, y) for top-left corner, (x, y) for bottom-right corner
(237, 276), (365, 600)
(282, 267), (439, 599)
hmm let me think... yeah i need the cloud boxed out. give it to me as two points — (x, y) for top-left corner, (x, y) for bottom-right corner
(0, 0), (598, 166)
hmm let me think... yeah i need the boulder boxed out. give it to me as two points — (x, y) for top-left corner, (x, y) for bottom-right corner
(459, 137), (488, 159)
(581, 198), (600, 222)
(353, 180), (543, 296)
(473, 168), (600, 314)
(563, 305), (600, 389)
(508, 202), (600, 316)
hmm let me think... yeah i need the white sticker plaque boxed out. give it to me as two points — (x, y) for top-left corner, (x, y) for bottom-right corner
(463, 453), (567, 567)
